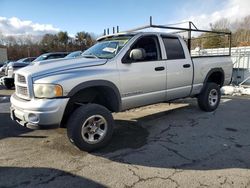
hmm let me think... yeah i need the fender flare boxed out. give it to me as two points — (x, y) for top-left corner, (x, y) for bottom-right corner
(67, 80), (122, 111)
(203, 68), (225, 86)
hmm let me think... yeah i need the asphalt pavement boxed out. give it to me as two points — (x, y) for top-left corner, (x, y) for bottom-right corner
(0, 87), (250, 188)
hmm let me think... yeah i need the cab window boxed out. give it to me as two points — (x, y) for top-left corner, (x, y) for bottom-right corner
(123, 35), (161, 63)
(162, 37), (185, 60)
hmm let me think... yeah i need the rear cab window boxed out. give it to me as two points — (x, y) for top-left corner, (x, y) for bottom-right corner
(161, 36), (185, 60)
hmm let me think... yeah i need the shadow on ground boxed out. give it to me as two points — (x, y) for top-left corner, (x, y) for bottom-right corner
(93, 98), (250, 170)
(0, 113), (33, 140)
(0, 167), (105, 188)
(1, 97), (250, 171)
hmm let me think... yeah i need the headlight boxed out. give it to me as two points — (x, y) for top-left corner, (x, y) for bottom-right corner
(33, 84), (63, 98)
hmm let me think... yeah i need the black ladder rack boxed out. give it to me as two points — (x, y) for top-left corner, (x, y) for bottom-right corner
(103, 16), (232, 55)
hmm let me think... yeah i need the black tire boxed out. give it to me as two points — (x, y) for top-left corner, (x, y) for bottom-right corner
(197, 82), (221, 112)
(67, 104), (114, 152)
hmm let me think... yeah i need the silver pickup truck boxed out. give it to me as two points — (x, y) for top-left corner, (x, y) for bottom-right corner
(10, 27), (233, 151)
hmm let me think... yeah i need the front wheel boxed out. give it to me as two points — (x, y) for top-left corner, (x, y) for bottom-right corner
(197, 82), (221, 112)
(67, 104), (114, 152)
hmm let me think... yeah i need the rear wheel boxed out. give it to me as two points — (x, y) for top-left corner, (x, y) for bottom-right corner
(67, 104), (114, 152)
(197, 82), (221, 112)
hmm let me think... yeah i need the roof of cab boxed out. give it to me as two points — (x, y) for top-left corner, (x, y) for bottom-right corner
(97, 31), (179, 41)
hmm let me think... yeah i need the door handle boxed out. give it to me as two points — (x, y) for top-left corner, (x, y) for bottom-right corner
(183, 64), (191, 68)
(155, 66), (165, 71)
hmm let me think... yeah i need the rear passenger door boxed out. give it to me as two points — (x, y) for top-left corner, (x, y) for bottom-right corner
(161, 36), (193, 100)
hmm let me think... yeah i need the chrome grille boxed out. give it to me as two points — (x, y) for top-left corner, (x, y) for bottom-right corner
(17, 74), (26, 83)
(16, 85), (28, 97)
(15, 74), (30, 99)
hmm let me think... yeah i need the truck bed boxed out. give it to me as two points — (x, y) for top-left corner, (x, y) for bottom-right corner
(191, 56), (233, 95)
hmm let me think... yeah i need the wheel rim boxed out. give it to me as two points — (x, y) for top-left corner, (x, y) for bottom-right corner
(208, 89), (219, 107)
(81, 115), (108, 144)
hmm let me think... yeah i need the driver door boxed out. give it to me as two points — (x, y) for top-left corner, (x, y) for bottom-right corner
(118, 35), (167, 110)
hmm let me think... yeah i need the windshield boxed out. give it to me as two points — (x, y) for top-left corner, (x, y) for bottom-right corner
(82, 36), (133, 59)
(17, 58), (26, 62)
(65, 51), (82, 58)
(33, 55), (47, 62)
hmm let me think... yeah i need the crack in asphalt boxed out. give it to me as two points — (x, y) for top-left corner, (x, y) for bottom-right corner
(158, 125), (171, 135)
(198, 181), (210, 187)
(107, 116), (237, 171)
(35, 171), (76, 186)
(107, 121), (191, 163)
(187, 118), (199, 127)
(4, 180), (31, 188)
(127, 167), (181, 188)
(159, 143), (193, 162)
(148, 138), (179, 145)
(1, 96), (250, 187)
(148, 124), (179, 145)
(68, 164), (91, 174)
(173, 146), (231, 169)
(108, 148), (147, 162)
(245, 179), (250, 188)
(217, 176), (232, 187)
(215, 135), (250, 148)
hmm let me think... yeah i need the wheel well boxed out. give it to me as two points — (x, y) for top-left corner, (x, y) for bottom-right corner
(61, 86), (120, 127)
(206, 71), (224, 87)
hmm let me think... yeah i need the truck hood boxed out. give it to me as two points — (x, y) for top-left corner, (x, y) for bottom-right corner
(16, 57), (107, 78)
(11, 62), (29, 68)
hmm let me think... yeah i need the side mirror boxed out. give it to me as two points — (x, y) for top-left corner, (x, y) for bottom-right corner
(129, 48), (146, 61)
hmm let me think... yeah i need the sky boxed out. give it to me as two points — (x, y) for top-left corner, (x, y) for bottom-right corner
(0, 0), (249, 37)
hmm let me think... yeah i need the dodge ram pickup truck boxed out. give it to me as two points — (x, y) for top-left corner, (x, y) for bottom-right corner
(10, 25), (233, 151)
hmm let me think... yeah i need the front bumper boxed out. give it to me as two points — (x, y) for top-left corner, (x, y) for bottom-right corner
(10, 94), (69, 129)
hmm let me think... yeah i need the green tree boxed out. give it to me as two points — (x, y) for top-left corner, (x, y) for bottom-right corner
(75, 32), (86, 50)
(40, 34), (58, 52)
(41, 34), (58, 46)
(75, 31), (95, 50)
(196, 20), (231, 49)
(57, 31), (69, 47)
